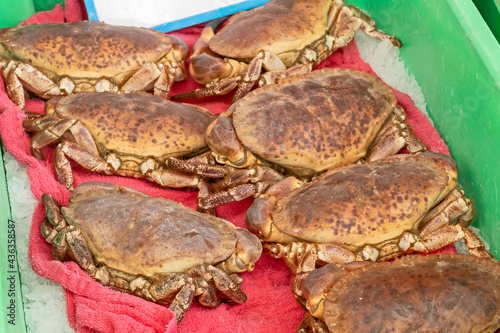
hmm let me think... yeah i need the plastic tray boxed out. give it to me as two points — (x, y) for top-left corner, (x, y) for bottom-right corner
(1, 0), (499, 332)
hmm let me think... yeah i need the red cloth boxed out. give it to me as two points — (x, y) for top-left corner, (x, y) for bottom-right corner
(0, 1), (454, 332)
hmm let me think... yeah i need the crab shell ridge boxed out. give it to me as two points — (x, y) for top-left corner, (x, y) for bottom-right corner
(46, 92), (216, 158)
(61, 183), (238, 276)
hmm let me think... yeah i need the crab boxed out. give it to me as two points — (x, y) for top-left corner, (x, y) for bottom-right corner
(23, 92), (229, 191)
(40, 181), (263, 322)
(173, 0), (402, 102)
(0, 20), (189, 109)
(245, 152), (493, 275)
(198, 68), (425, 210)
(295, 253), (500, 332)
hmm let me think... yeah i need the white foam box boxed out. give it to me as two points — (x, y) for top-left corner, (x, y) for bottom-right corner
(83, 0), (271, 32)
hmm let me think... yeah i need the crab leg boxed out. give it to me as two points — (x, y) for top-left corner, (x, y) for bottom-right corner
(167, 156), (227, 178)
(1, 60), (61, 109)
(365, 106), (426, 161)
(265, 242), (358, 275)
(40, 193), (68, 243)
(200, 180), (280, 210)
(330, 5), (365, 50)
(418, 189), (474, 236)
(154, 63), (175, 99)
(414, 225), (492, 258)
(197, 179), (217, 215)
(148, 273), (196, 323)
(13, 62), (61, 97)
(25, 116), (101, 160)
(463, 228), (492, 258)
(394, 189), (492, 258)
(231, 51), (267, 102)
(259, 63), (311, 86)
(206, 265), (247, 304)
(147, 153), (228, 189)
(40, 219), (59, 244)
(54, 146), (74, 190)
(197, 165), (286, 209)
(120, 52), (188, 99)
(209, 165), (285, 192)
(51, 226), (97, 273)
(58, 141), (110, 173)
(147, 169), (205, 188)
(120, 63), (162, 93)
(329, 2), (402, 49)
(1, 60), (26, 109)
(41, 193), (67, 231)
(23, 115), (62, 133)
(385, 190), (482, 259)
(180, 6), (308, 100)
(29, 119), (77, 158)
(415, 225), (468, 253)
(297, 313), (330, 333)
(349, 6), (402, 47)
(176, 77), (243, 100)
(191, 277), (220, 308)
(326, 0), (344, 31)
(54, 138), (225, 190)
(55, 141), (111, 189)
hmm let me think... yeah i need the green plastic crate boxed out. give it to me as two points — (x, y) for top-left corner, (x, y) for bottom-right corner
(1, 0), (499, 332)
(473, 0), (500, 42)
(347, 0), (500, 260)
(0, 0), (64, 28)
(0, 0), (35, 28)
(0, 146), (27, 332)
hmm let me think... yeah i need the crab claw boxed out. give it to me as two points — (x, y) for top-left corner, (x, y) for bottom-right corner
(217, 226), (263, 274)
(189, 16), (234, 85)
(168, 35), (190, 81)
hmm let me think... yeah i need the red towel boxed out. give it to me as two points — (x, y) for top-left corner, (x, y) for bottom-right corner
(0, 1), (454, 332)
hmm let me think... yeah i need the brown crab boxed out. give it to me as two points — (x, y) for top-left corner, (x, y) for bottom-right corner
(0, 21), (189, 109)
(295, 253), (500, 332)
(174, 0), (401, 102)
(245, 152), (492, 275)
(23, 92), (227, 191)
(198, 68), (425, 209)
(40, 181), (263, 322)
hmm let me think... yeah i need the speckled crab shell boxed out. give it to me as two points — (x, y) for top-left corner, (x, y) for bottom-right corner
(301, 254), (500, 332)
(45, 92), (216, 159)
(62, 182), (239, 276)
(209, 0), (326, 65)
(0, 21), (174, 80)
(259, 152), (457, 247)
(231, 67), (397, 176)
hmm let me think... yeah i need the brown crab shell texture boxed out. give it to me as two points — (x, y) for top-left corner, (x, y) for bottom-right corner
(0, 21), (171, 78)
(48, 92), (216, 158)
(232, 68), (397, 175)
(209, 0), (326, 62)
(61, 183), (237, 276)
(323, 254), (500, 332)
(271, 153), (458, 246)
